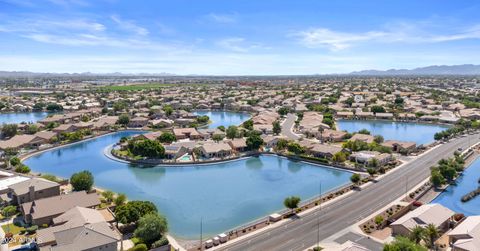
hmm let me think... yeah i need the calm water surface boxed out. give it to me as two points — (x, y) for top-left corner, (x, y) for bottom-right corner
(432, 158), (480, 215)
(0, 112), (49, 124)
(24, 131), (351, 238)
(337, 120), (450, 145)
(194, 111), (250, 129)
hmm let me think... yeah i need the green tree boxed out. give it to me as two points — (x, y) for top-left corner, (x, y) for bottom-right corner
(157, 132), (176, 143)
(134, 213), (168, 246)
(278, 107), (290, 116)
(9, 157), (20, 166)
(46, 103), (63, 112)
(226, 125), (238, 139)
(246, 134), (264, 150)
(284, 196), (301, 214)
(358, 129), (371, 135)
(212, 134), (224, 142)
(367, 167), (376, 177)
(242, 119), (253, 130)
(70, 170), (94, 191)
(287, 142), (305, 155)
(163, 105), (173, 116)
(409, 226), (425, 244)
(423, 224), (439, 249)
(350, 173), (361, 185)
(383, 236), (427, 251)
(1, 124), (17, 138)
(15, 164), (30, 173)
(374, 135), (384, 144)
(375, 215), (384, 227)
(370, 105), (386, 113)
(217, 125), (225, 132)
(102, 190), (114, 203)
(332, 151), (347, 163)
(117, 114), (130, 126)
(115, 201), (157, 224)
(272, 121), (281, 135)
(128, 139), (165, 158)
(276, 139), (289, 151)
(115, 193), (127, 206)
(2, 205), (17, 218)
(430, 169), (445, 188)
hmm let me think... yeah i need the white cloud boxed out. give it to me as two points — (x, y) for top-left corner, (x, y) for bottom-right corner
(111, 15), (149, 36)
(217, 37), (270, 53)
(206, 13), (237, 24)
(295, 22), (480, 51)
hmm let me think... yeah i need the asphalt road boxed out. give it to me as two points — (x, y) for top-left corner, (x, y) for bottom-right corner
(282, 113), (301, 140)
(218, 134), (479, 251)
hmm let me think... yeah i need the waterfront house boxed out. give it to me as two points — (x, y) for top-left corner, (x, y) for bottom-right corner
(135, 131), (162, 141)
(349, 151), (392, 166)
(391, 204), (454, 237)
(198, 128), (226, 140)
(308, 144), (343, 159)
(128, 117), (149, 128)
(320, 129), (347, 142)
(382, 140), (417, 153)
(21, 191), (100, 225)
(0, 134), (46, 150)
(150, 119), (174, 128)
(173, 128), (201, 140)
(52, 124), (77, 134)
(336, 111), (354, 119)
(261, 135), (287, 148)
(448, 215), (480, 251)
(349, 134), (375, 144)
(164, 145), (188, 159)
(34, 131), (57, 143)
(8, 178), (60, 205)
(227, 138), (248, 152)
(37, 206), (120, 249)
(199, 142), (233, 158)
(356, 112), (374, 119)
(375, 113), (394, 119)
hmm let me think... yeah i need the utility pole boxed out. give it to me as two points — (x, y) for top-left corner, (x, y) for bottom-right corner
(200, 217), (203, 251)
(317, 182), (322, 250)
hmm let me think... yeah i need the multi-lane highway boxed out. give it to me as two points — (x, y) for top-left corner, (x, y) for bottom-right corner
(218, 134), (480, 251)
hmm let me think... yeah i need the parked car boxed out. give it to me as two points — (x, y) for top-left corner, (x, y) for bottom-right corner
(12, 242), (38, 251)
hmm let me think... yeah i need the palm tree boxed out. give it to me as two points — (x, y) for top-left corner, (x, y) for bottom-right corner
(409, 226), (424, 244)
(318, 126), (324, 143)
(423, 224), (440, 249)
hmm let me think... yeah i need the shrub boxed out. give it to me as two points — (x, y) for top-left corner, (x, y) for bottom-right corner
(151, 236), (169, 248)
(2, 205), (17, 217)
(15, 164), (30, 174)
(70, 170), (94, 191)
(26, 225), (38, 234)
(128, 244), (148, 251)
(9, 157), (21, 166)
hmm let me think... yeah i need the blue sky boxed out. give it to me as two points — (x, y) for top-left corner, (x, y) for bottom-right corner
(1, 0), (480, 75)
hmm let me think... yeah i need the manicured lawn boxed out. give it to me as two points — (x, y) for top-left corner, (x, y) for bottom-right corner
(1, 223), (25, 235)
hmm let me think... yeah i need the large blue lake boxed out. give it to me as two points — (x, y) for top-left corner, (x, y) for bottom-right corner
(0, 112), (49, 124)
(432, 158), (480, 215)
(24, 131), (351, 238)
(194, 111), (250, 129)
(337, 120), (450, 145)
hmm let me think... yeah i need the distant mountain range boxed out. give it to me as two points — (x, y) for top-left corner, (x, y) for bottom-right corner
(349, 64), (480, 76)
(1, 64), (480, 78)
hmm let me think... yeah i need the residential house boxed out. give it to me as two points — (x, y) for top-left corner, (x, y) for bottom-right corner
(37, 206), (120, 249)
(22, 191), (100, 225)
(349, 151), (392, 166)
(128, 117), (149, 128)
(8, 178), (60, 205)
(227, 138), (248, 152)
(173, 128), (201, 140)
(448, 215), (480, 251)
(349, 134), (375, 144)
(382, 140), (417, 153)
(391, 204), (455, 237)
(199, 142), (232, 158)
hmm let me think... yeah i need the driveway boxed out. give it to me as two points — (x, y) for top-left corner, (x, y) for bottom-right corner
(281, 113), (301, 140)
